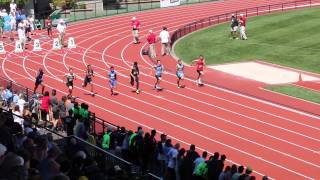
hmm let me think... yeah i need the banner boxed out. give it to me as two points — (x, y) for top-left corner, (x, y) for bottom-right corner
(160, 0), (181, 8)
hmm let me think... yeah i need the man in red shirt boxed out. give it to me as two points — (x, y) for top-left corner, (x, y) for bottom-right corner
(239, 14), (248, 40)
(192, 55), (205, 86)
(147, 30), (156, 58)
(131, 17), (140, 44)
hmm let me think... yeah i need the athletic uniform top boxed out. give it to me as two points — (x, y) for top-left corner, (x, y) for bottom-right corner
(176, 63), (184, 73)
(239, 16), (246, 27)
(86, 69), (94, 79)
(66, 73), (75, 83)
(231, 16), (239, 28)
(36, 71), (44, 82)
(109, 70), (117, 80)
(131, 20), (140, 30)
(131, 66), (139, 77)
(155, 64), (163, 76)
(196, 60), (204, 71)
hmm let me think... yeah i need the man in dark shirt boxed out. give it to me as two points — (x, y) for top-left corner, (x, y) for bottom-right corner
(230, 14), (239, 39)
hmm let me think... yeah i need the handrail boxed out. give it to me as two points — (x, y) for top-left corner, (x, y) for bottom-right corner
(170, 0), (317, 46)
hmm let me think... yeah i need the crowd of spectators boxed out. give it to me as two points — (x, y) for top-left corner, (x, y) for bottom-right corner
(0, 82), (269, 180)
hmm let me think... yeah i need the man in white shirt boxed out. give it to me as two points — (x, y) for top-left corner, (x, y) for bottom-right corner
(10, 0), (17, 14)
(159, 26), (170, 56)
(57, 19), (66, 48)
(17, 22), (26, 50)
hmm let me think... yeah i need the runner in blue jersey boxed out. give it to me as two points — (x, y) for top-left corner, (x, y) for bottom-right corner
(154, 60), (164, 90)
(176, 59), (185, 88)
(108, 66), (118, 95)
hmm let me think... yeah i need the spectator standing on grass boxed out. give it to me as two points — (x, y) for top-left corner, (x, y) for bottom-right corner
(12, 90), (19, 105)
(230, 14), (239, 39)
(58, 96), (67, 130)
(239, 14), (247, 40)
(238, 166), (253, 180)
(159, 26), (170, 56)
(17, 93), (26, 113)
(131, 16), (140, 44)
(57, 19), (66, 48)
(102, 126), (112, 151)
(147, 30), (157, 58)
(157, 133), (167, 178)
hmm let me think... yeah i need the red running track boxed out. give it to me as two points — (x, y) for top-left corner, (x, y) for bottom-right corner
(1, 0), (320, 179)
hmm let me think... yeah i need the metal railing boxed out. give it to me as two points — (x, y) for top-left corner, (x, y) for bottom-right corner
(34, 0), (218, 25)
(170, 0), (320, 46)
(0, 76), (160, 179)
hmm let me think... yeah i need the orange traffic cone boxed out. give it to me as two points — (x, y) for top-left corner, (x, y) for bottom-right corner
(298, 73), (303, 82)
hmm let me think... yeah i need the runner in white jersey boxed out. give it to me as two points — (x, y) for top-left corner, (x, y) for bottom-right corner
(176, 59), (185, 88)
(65, 68), (76, 96)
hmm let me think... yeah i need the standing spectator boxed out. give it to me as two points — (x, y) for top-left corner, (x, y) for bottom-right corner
(3, 85), (13, 106)
(159, 27), (170, 56)
(147, 30), (156, 58)
(176, 148), (186, 180)
(215, 154), (227, 180)
(17, 93), (26, 113)
(193, 151), (207, 174)
(0, 14), (4, 38)
(9, 12), (16, 40)
(12, 90), (19, 105)
(230, 164), (238, 178)
(57, 19), (66, 48)
(13, 105), (23, 128)
(65, 109), (75, 136)
(157, 133), (167, 178)
(230, 14), (239, 39)
(131, 17), (140, 44)
(181, 144), (200, 179)
(102, 126), (112, 151)
(40, 91), (50, 126)
(45, 16), (52, 38)
(50, 90), (59, 131)
(166, 143), (180, 180)
(10, 0), (17, 14)
(238, 167), (252, 180)
(239, 14), (247, 40)
(231, 165), (244, 180)
(17, 22), (26, 49)
(219, 166), (231, 180)
(58, 96), (67, 130)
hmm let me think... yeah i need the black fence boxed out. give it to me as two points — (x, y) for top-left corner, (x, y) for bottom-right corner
(171, 0), (320, 46)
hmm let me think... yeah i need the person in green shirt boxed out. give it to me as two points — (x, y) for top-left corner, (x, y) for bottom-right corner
(79, 103), (89, 119)
(102, 126), (113, 150)
(0, 16), (4, 38)
(194, 161), (208, 179)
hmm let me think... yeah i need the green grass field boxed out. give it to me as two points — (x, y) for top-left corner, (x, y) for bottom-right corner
(174, 7), (320, 73)
(266, 85), (320, 104)
(174, 7), (320, 104)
